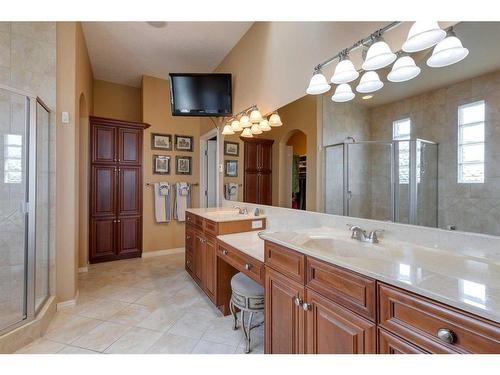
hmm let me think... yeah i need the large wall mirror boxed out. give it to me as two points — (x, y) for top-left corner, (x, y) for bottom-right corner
(323, 21), (500, 237)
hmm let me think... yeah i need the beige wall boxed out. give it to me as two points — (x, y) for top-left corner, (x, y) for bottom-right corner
(93, 79), (141, 122)
(56, 22), (94, 302)
(287, 131), (307, 155)
(141, 75), (211, 252)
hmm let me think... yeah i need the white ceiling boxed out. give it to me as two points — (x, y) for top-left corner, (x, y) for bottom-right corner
(82, 22), (253, 87)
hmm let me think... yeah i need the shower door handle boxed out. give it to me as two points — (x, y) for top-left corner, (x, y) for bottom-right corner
(347, 190), (352, 200)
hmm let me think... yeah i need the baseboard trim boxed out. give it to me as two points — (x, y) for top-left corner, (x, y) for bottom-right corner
(142, 247), (185, 258)
(78, 266), (88, 273)
(56, 290), (79, 311)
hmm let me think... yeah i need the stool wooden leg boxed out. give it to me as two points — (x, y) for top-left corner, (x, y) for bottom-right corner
(230, 300), (238, 330)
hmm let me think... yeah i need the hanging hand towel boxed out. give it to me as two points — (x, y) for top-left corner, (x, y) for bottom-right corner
(154, 182), (171, 223)
(225, 183), (238, 201)
(174, 182), (191, 222)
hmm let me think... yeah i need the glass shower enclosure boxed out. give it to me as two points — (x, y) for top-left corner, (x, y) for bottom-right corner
(324, 138), (438, 227)
(0, 85), (51, 335)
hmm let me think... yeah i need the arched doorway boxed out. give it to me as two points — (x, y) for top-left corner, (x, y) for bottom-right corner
(77, 93), (89, 270)
(279, 129), (307, 210)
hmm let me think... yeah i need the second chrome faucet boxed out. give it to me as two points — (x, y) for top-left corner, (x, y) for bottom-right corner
(348, 224), (384, 243)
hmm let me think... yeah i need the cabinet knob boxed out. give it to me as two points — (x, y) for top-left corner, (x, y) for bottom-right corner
(245, 263), (252, 270)
(293, 297), (302, 307)
(302, 303), (311, 311)
(222, 250), (228, 256)
(186, 260), (190, 265)
(436, 328), (456, 344)
(186, 235), (191, 240)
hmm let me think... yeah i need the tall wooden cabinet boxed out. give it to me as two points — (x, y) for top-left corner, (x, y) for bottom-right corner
(243, 138), (274, 205)
(89, 116), (149, 263)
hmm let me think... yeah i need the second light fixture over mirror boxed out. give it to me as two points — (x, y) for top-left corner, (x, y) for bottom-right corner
(222, 105), (283, 137)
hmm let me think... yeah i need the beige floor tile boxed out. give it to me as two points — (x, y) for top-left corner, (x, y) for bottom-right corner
(71, 321), (131, 352)
(107, 304), (155, 326)
(76, 298), (130, 320)
(136, 306), (185, 332)
(167, 311), (214, 339)
(146, 333), (198, 354)
(45, 314), (102, 344)
(104, 327), (162, 354)
(58, 345), (101, 354)
(201, 315), (245, 346)
(94, 285), (149, 303)
(191, 340), (237, 354)
(15, 338), (65, 354)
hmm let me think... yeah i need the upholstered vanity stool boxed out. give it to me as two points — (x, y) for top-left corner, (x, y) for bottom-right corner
(229, 272), (264, 353)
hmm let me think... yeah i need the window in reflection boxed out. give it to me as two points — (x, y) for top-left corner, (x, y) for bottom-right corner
(458, 100), (485, 184)
(398, 263), (412, 284)
(4, 134), (23, 184)
(460, 279), (486, 308)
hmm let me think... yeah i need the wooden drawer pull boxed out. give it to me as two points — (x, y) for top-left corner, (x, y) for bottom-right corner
(437, 328), (456, 344)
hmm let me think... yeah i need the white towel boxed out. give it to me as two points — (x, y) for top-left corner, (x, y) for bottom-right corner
(154, 182), (171, 223)
(174, 182), (190, 222)
(225, 183), (238, 201)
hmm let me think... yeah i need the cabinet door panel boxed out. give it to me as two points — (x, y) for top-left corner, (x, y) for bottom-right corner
(193, 231), (203, 284)
(244, 172), (259, 203)
(118, 128), (141, 165)
(203, 236), (217, 301)
(117, 216), (142, 257)
(378, 328), (427, 354)
(90, 218), (116, 262)
(118, 166), (141, 216)
(91, 165), (116, 217)
(92, 125), (116, 163)
(305, 288), (376, 354)
(258, 173), (272, 205)
(265, 267), (305, 354)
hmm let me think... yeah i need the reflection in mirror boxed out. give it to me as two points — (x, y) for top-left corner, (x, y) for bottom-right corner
(323, 22), (500, 236)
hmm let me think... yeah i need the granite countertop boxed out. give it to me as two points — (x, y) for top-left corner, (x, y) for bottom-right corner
(217, 231), (265, 262)
(256, 227), (500, 324)
(186, 207), (266, 222)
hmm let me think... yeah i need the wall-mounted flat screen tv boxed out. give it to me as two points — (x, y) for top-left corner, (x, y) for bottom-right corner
(169, 73), (232, 117)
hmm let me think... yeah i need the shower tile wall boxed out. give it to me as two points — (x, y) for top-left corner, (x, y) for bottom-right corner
(370, 70), (500, 236)
(0, 22), (56, 327)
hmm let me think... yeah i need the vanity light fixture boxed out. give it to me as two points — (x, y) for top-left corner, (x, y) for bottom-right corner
(239, 114), (251, 128)
(241, 127), (253, 138)
(249, 107), (263, 123)
(331, 83), (355, 103)
(269, 111), (283, 127)
(222, 124), (235, 135)
(387, 55), (421, 82)
(427, 29), (469, 68)
(306, 69), (331, 95)
(231, 119), (243, 132)
(402, 21), (446, 53)
(356, 71), (384, 93)
(362, 39), (397, 71)
(331, 51), (359, 84)
(259, 119), (271, 131)
(251, 123), (263, 135)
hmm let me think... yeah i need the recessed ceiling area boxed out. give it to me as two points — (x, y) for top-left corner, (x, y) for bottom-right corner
(82, 22), (253, 87)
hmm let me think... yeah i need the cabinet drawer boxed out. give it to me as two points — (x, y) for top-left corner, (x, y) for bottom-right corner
(306, 257), (376, 321)
(186, 212), (203, 228)
(218, 242), (264, 284)
(378, 283), (500, 353)
(185, 228), (194, 251)
(378, 328), (427, 354)
(265, 241), (305, 283)
(204, 219), (218, 237)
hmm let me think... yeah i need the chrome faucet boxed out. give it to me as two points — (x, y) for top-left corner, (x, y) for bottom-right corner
(232, 205), (248, 215)
(348, 224), (384, 243)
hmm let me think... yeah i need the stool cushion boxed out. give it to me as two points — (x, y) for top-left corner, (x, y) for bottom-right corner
(231, 272), (264, 297)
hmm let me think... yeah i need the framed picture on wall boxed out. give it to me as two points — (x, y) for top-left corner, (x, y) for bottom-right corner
(174, 135), (193, 152)
(151, 133), (172, 150)
(153, 155), (170, 175)
(224, 141), (239, 156)
(176, 155), (192, 175)
(225, 160), (238, 177)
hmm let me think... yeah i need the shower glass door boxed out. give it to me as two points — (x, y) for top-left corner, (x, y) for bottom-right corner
(0, 88), (29, 332)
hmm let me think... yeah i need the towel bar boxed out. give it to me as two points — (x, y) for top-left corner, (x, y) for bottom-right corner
(145, 182), (199, 187)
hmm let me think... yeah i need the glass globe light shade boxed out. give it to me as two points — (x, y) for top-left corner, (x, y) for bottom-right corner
(239, 115), (251, 128)
(331, 59), (359, 84)
(221, 124), (234, 135)
(402, 21), (446, 53)
(230, 119), (242, 131)
(269, 112), (283, 127)
(362, 41), (397, 70)
(387, 56), (421, 82)
(249, 108), (263, 123)
(259, 119), (271, 131)
(426, 36), (469, 68)
(306, 72), (331, 95)
(251, 123), (262, 135)
(241, 128), (253, 138)
(331, 83), (355, 103)
(356, 71), (384, 93)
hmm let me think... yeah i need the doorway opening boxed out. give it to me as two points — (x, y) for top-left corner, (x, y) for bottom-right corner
(284, 130), (307, 210)
(200, 129), (219, 208)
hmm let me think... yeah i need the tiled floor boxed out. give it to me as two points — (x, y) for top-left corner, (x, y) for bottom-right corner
(16, 252), (264, 354)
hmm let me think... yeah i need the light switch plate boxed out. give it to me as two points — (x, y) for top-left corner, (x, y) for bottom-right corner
(61, 111), (70, 124)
